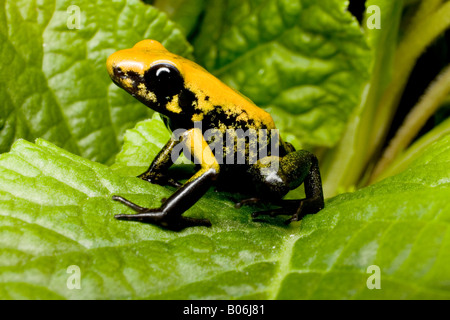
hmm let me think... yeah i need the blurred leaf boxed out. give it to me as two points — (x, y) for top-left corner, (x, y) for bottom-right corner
(321, 0), (404, 196)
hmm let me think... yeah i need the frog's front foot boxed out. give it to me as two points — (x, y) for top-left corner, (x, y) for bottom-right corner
(112, 195), (211, 231)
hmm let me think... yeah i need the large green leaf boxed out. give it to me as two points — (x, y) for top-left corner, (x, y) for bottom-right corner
(0, 138), (289, 299)
(1, 118), (450, 299)
(278, 135), (450, 299)
(0, 0), (191, 164)
(192, 0), (371, 148)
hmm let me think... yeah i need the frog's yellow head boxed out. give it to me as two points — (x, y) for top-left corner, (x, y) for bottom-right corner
(107, 40), (188, 115)
(107, 39), (276, 132)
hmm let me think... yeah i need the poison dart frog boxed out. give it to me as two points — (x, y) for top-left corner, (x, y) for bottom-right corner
(107, 40), (324, 231)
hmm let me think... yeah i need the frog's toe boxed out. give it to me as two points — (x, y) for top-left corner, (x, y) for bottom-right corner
(234, 197), (261, 209)
(251, 207), (292, 218)
(112, 195), (149, 213)
(113, 195), (211, 231)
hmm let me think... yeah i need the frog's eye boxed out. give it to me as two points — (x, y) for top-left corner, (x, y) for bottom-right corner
(144, 63), (183, 98)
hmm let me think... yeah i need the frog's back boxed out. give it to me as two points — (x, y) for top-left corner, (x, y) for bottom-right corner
(173, 56), (275, 133)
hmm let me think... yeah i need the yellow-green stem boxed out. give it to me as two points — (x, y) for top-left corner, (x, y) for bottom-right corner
(374, 116), (450, 182)
(370, 65), (450, 182)
(369, 2), (450, 158)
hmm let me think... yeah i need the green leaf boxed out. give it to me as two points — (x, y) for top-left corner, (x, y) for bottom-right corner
(0, 0), (192, 163)
(277, 134), (450, 299)
(192, 0), (371, 148)
(2, 119), (450, 299)
(111, 113), (171, 177)
(0, 138), (293, 299)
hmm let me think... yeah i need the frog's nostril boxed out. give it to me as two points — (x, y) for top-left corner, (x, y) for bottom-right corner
(113, 66), (124, 78)
(107, 51), (127, 77)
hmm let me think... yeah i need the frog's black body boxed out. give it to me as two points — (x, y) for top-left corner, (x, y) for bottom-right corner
(107, 40), (324, 231)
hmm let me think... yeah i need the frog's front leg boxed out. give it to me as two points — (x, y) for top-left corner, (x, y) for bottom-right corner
(113, 128), (220, 231)
(248, 150), (324, 224)
(138, 139), (182, 188)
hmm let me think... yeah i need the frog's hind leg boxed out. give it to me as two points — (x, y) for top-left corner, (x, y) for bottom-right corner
(249, 150), (324, 224)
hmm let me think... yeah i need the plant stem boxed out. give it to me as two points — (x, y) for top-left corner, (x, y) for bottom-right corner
(409, 0), (443, 29)
(370, 65), (450, 182)
(374, 115), (450, 182)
